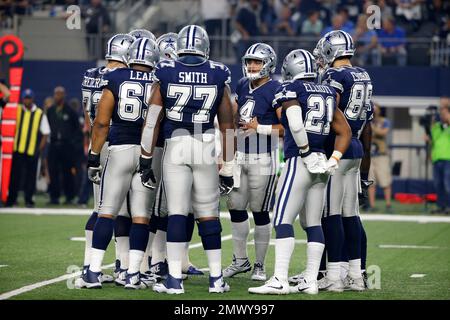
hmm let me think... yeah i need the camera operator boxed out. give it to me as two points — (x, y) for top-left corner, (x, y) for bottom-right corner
(425, 97), (450, 215)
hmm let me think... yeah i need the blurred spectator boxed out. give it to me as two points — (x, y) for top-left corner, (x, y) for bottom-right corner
(367, 104), (392, 213)
(43, 96), (54, 113)
(353, 14), (381, 66)
(82, 0), (111, 59)
(5, 89), (50, 208)
(428, 97), (450, 215)
(201, 0), (231, 59)
(321, 12), (355, 36)
(274, 4), (296, 36)
(233, 0), (268, 62)
(395, 0), (424, 31)
(46, 86), (81, 205)
(377, 16), (407, 66)
(376, 0), (394, 18)
(68, 97), (85, 199)
(301, 10), (323, 36)
(339, 0), (363, 23)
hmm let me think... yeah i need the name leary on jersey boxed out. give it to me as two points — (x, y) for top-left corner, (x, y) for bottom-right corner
(130, 70), (153, 81)
(178, 71), (208, 83)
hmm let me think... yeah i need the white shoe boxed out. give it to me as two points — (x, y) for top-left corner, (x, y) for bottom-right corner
(288, 271), (305, 284)
(289, 277), (318, 295)
(209, 275), (230, 293)
(248, 276), (290, 295)
(251, 263), (267, 281)
(114, 269), (127, 286)
(343, 275), (365, 291)
(223, 255), (251, 278)
(153, 274), (185, 294)
(318, 277), (345, 292)
(100, 273), (114, 283)
(124, 272), (150, 290)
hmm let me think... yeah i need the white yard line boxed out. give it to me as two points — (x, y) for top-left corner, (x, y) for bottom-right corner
(0, 265), (8, 268)
(2, 208), (450, 223)
(410, 274), (427, 278)
(0, 229), (242, 300)
(379, 244), (442, 249)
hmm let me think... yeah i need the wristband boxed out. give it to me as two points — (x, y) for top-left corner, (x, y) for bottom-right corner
(256, 124), (272, 135)
(331, 150), (342, 161)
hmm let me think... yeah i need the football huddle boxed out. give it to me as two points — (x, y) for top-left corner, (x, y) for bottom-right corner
(75, 25), (373, 296)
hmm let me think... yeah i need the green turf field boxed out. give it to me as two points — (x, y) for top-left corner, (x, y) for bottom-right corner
(0, 211), (449, 300)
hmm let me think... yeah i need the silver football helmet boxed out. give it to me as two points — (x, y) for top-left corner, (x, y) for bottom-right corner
(316, 30), (355, 68)
(242, 43), (277, 81)
(157, 32), (178, 60)
(105, 33), (135, 64)
(128, 29), (156, 42)
(177, 25), (209, 59)
(127, 38), (160, 68)
(281, 49), (317, 82)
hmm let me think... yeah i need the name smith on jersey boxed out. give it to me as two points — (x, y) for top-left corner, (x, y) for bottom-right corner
(178, 72), (208, 83)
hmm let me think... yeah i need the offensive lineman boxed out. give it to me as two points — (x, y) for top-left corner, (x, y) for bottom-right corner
(81, 38), (160, 289)
(139, 25), (235, 294)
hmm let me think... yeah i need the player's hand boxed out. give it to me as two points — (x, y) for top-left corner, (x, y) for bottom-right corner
(219, 175), (234, 195)
(239, 117), (259, 131)
(139, 156), (156, 189)
(358, 179), (374, 206)
(302, 152), (327, 174)
(325, 157), (339, 175)
(87, 150), (102, 185)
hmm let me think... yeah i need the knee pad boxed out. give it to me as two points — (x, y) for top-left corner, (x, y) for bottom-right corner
(275, 224), (294, 239)
(85, 212), (98, 231)
(167, 215), (188, 242)
(253, 211), (270, 226)
(229, 209), (248, 223)
(114, 215), (132, 237)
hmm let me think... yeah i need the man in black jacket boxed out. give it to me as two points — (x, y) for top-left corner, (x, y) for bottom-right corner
(46, 86), (82, 204)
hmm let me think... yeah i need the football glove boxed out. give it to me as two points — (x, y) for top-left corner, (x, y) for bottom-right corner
(87, 150), (102, 185)
(139, 156), (156, 189)
(219, 160), (234, 195)
(358, 179), (374, 207)
(301, 152), (327, 174)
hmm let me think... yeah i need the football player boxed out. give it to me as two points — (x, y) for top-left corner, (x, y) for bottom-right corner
(80, 37), (160, 289)
(139, 25), (235, 294)
(222, 43), (283, 281)
(146, 32), (204, 281)
(76, 34), (134, 288)
(315, 30), (373, 292)
(128, 29), (156, 42)
(248, 49), (351, 295)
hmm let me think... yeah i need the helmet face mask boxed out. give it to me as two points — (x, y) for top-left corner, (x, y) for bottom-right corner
(281, 49), (317, 82)
(127, 38), (160, 69)
(177, 25), (210, 59)
(105, 34), (135, 65)
(242, 43), (277, 81)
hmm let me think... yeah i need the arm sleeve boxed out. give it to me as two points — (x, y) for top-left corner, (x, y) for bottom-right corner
(40, 114), (51, 135)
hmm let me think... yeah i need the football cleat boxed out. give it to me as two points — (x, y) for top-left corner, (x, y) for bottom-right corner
(251, 262), (267, 281)
(343, 275), (366, 292)
(114, 268), (127, 286)
(362, 271), (369, 289)
(290, 270), (326, 285)
(223, 255), (251, 278)
(100, 273), (114, 283)
(149, 261), (169, 281)
(153, 274), (184, 294)
(124, 272), (151, 290)
(318, 277), (345, 292)
(77, 269), (102, 289)
(183, 264), (204, 276)
(248, 276), (290, 295)
(289, 277), (319, 295)
(209, 275), (230, 293)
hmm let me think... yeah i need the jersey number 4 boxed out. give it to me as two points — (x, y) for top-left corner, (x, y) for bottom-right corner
(166, 84), (218, 123)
